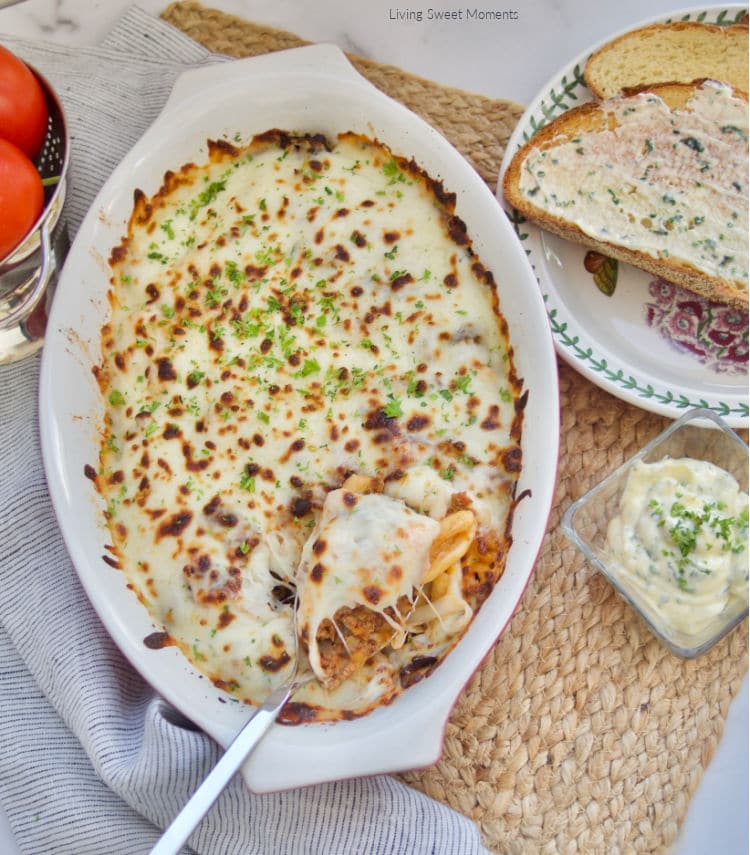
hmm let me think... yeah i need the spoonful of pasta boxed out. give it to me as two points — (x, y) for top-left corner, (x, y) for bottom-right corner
(295, 474), (477, 693)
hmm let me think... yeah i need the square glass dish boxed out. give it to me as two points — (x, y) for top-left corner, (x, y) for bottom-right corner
(563, 408), (749, 658)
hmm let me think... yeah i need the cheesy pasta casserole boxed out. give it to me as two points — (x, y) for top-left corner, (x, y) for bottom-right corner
(92, 130), (526, 722)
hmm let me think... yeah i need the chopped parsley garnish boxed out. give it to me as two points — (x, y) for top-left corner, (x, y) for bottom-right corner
(160, 219), (175, 240)
(381, 396), (403, 418)
(294, 358), (321, 378)
(189, 179), (227, 220)
(239, 470), (256, 492)
(680, 136), (704, 153)
(650, 496), (748, 579)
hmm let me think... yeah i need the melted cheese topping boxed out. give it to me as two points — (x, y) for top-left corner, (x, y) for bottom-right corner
(519, 81), (749, 289)
(95, 131), (525, 721)
(296, 489), (440, 681)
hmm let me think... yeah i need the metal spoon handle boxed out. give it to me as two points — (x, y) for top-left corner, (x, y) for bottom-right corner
(149, 683), (294, 855)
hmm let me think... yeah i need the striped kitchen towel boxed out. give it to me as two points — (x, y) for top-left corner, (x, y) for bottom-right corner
(0, 8), (490, 855)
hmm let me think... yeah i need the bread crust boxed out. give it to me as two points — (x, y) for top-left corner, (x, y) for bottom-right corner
(584, 19), (749, 99)
(502, 81), (749, 308)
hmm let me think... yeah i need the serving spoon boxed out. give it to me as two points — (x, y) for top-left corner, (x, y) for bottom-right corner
(149, 575), (393, 853)
(149, 609), (310, 855)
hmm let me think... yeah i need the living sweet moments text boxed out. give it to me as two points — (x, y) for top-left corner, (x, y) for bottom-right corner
(388, 7), (520, 22)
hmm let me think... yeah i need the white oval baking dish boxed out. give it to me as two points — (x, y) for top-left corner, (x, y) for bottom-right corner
(39, 43), (559, 793)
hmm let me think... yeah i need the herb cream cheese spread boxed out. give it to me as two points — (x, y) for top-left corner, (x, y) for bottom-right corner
(606, 457), (748, 638)
(518, 81), (749, 289)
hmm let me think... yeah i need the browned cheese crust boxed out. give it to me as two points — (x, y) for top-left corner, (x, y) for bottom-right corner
(95, 129), (527, 723)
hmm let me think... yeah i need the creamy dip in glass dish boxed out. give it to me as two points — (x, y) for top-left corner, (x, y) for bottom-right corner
(563, 407), (749, 657)
(606, 457), (748, 637)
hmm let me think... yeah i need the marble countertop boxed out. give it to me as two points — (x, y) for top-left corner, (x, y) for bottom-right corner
(1, 0), (742, 105)
(0, 1), (747, 853)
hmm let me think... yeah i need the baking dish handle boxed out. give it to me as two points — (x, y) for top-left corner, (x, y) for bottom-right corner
(165, 44), (365, 111)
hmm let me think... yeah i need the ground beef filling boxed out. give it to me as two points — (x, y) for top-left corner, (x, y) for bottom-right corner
(314, 595), (416, 689)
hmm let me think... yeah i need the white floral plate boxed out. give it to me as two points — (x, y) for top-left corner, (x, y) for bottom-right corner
(497, 5), (749, 428)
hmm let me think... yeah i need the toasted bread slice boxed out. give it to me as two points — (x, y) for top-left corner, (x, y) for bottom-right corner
(584, 19), (749, 99)
(502, 80), (748, 308)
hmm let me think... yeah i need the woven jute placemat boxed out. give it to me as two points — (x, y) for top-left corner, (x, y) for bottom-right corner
(161, 4), (748, 852)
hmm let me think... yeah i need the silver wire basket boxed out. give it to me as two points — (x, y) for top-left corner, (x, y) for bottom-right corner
(0, 61), (70, 363)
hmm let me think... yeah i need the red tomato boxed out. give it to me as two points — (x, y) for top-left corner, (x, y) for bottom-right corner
(0, 44), (49, 159)
(0, 138), (45, 260)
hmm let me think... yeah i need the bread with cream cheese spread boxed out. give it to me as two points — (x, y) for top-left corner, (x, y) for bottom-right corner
(502, 79), (749, 308)
(584, 19), (749, 99)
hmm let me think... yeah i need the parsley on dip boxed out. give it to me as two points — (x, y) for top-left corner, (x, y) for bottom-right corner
(606, 457), (748, 639)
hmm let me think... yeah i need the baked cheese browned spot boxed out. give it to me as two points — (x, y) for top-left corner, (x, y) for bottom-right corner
(94, 130), (526, 722)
